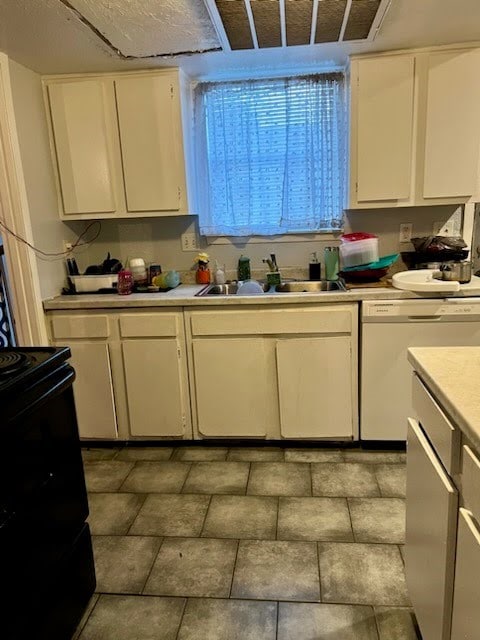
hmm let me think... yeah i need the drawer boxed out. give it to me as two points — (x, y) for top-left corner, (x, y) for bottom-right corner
(451, 508), (480, 640)
(412, 374), (461, 475)
(462, 445), (480, 520)
(119, 314), (179, 338)
(190, 306), (353, 337)
(51, 315), (110, 339)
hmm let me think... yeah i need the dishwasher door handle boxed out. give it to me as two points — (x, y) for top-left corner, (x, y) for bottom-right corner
(407, 316), (442, 321)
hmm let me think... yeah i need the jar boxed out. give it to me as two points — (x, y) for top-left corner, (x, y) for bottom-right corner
(117, 270), (134, 295)
(128, 258), (148, 286)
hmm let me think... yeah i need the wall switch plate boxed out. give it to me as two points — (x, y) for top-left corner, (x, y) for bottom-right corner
(181, 233), (199, 252)
(399, 223), (413, 243)
(433, 207), (463, 237)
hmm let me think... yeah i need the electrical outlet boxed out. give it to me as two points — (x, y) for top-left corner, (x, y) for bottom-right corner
(64, 241), (73, 253)
(399, 223), (413, 243)
(181, 233), (199, 252)
(433, 207), (463, 237)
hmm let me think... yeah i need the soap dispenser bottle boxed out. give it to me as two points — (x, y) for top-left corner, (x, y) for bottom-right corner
(309, 252), (321, 281)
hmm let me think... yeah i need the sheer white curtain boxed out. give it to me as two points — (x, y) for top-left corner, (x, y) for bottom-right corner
(194, 73), (347, 237)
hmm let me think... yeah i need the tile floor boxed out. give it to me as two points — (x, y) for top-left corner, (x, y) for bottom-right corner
(76, 445), (421, 640)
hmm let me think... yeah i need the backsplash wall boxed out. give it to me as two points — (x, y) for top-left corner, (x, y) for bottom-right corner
(68, 204), (462, 277)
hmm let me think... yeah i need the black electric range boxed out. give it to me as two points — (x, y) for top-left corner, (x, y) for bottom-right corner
(0, 347), (96, 640)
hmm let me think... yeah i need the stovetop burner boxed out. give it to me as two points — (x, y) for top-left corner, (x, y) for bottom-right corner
(0, 351), (31, 377)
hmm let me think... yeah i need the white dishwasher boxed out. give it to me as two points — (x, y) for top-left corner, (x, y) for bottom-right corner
(361, 298), (480, 441)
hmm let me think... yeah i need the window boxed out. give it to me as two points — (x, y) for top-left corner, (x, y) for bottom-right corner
(194, 73), (347, 237)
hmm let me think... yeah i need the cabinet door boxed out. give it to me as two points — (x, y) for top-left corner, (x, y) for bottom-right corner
(48, 80), (117, 214)
(115, 75), (182, 212)
(451, 508), (480, 640)
(423, 50), (480, 198)
(67, 342), (117, 439)
(276, 337), (353, 439)
(122, 339), (188, 437)
(192, 338), (272, 437)
(355, 55), (415, 202)
(405, 418), (458, 640)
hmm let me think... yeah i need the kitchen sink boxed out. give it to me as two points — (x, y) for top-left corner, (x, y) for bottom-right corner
(196, 280), (347, 296)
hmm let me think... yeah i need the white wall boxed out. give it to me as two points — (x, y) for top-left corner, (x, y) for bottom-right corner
(76, 204), (462, 276)
(7, 58), (75, 299)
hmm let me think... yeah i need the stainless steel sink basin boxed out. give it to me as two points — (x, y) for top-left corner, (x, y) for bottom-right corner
(196, 280), (347, 296)
(276, 280), (347, 293)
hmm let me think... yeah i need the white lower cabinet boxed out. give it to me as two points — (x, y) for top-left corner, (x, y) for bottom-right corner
(192, 338), (274, 437)
(451, 508), (480, 640)
(67, 342), (118, 439)
(122, 339), (189, 437)
(276, 337), (353, 438)
(405, 418), (458, 640)
(186, 304), (358, 440)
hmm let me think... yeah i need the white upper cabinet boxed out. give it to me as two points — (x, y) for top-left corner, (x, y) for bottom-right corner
(115, 75), (183, 213)
(44, 70), (189, 220)
(355, 55), (415, 203)
(350, 46), (480, 208)
(47, 79), (119, 215)
(423, 50), (480, 199)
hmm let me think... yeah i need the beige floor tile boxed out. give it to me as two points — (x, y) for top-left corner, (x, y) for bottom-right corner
(312, 463), (380, 497)
(202, 495), (278, 539)
(82, 448), (120, 462)
(72, 595), (100, 640)
(79, 594), (185, 640)
(87, 493), (145, 535)
(247, 462), (311, 497)
(92, 536), (162, 594)
(177, 599), (277, 640)
(349, 498), (406, 544)
(319, 542), (410, 606)
(284, 449), (344, 463)
(116, 447), (173, 462)
(375, 606), (420, 639)
(173, 447), (229, 461)
(84, 461), (134, 492)
(129, 494), (210, 537)
(278, 603), (378, 640)
(144, 537), (237, 597)
(375, 465), (407, 497)
(278, 497), (353, 542)
(182, 462), (250, 494)
(344, 450), (406, 464)
(227, 447), (284, 462)
(120, 462), (190, 493)
(231, 540), (320, 601)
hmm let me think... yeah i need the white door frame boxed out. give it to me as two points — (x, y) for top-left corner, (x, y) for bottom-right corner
(0, 53), (47, 345)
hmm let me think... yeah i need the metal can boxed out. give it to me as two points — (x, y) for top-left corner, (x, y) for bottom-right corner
(148, 264), (162, 284)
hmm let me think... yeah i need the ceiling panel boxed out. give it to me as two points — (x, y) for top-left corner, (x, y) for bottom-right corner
(68, 0), (220, 57)
(250, 0), (282, 48)
(343, 0), (381, 40)
(315, 0), (347, 43)
(215, 0), (254, 50)
(285, 0), (314, 46)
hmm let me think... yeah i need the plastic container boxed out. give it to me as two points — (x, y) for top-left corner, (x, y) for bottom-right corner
(69, 275), (118, 293)
(340, 233), (379, 268)
(128, 258), (148, 285)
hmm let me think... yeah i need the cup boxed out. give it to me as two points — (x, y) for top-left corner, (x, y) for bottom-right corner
(324, 247), (340, 281)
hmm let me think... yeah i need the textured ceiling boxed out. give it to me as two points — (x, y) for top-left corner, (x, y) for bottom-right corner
(0, 0), (479, 77)
(67, 0), (220, 57)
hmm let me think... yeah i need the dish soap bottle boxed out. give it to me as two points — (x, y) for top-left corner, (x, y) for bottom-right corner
(238, 255), (251, 281)
(214, 260), (226, 285)
(309, 252), (321, 281)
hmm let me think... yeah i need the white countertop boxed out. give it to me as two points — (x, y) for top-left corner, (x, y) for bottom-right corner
(408, 347), (480, 451)
(42, 283), (480, 310)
